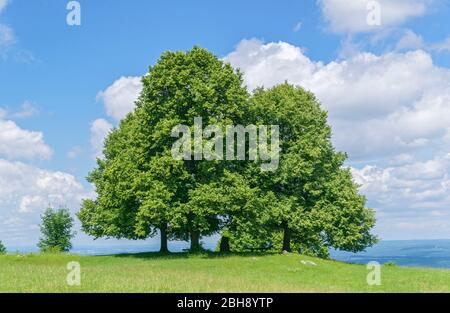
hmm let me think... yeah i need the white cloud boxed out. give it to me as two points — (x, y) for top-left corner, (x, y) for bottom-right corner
(395, 29), (424, 51)
(92, 76), (141, 159)
(225, 38), (450, 239)
(224, 39), (450, 159)
(0, 118), (53, 160)
(12, 101), (39, 119)
(1, 101), (39, 119)
(90, 118), (113, 159)
(338, 36), (363, 59)
(394, 30), (450, 54)
(96, 76), (142, 121)
(0, 0), (14, 52)
(317, 0), (430, 33)
(390, 153), (414, 166)
(0, 0), (8, 12)
(93, 76), (141, 159)
(0, 159), (91, 245)
(293, 21), (303, 32)
(225, 40), (316, 92)
(0, 23), (13, 47)
(352, 154), (450, 203)
(67, 146), (82, 159)
(351, 154), (450, 239)
(430, 36), (450, 53)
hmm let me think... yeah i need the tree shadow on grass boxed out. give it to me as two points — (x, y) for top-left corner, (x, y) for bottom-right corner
(109, 251), (276, 261)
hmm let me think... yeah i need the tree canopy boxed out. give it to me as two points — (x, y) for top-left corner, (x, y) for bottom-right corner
(38, 207), (75, 253)
(78, 47), (377, 256)
(242, 84), (377, 256)
(79, 47), (250, 252)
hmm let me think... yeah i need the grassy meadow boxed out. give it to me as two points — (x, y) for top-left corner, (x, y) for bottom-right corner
(0, 252), (449, 293)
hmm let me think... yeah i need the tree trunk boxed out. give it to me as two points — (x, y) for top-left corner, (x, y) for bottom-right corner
(190, 230), (201, 251)
(282, 222), (291, 252)
(219, 236), (230, 253)
(160, 225), (169, 253)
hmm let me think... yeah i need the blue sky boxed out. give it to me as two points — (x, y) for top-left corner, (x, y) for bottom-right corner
(1, 0), (450, 248)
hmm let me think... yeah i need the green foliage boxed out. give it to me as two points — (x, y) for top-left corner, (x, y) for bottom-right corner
(0, 240), (6, 254)
(226, 83), (378, 256)
(78, 47), (250, 251)
(38, 208), (75, 253)
(78, 47), (377, 256)
(187, 171), (275, 252)
(384, 261), (397, 267)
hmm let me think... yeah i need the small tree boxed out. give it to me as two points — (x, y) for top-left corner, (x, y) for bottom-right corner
(0, 240), (6, 254)
(38, 207), (75, 253)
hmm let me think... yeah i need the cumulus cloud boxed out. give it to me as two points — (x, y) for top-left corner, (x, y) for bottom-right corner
(352, 154), (450, 207)
(430, 36), (450, 54)
(96, 76), (142, 121)
(395, 29), (425, 51)
(224, 39), (450, 159)
(0, 159), (91, 245)
(92, 76), (141, 159)
(225, 40), (317, 93)
(225, 38), (450, 239)
(317, 0), (430, 33)
(394, 30), (450, 54)
(351, 154), (450, 239)
(90, 118), (113, 159)
(0, 118), (53, 160)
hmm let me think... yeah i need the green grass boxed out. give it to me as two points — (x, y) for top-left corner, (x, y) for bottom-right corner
(0, 252), (449, 292)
